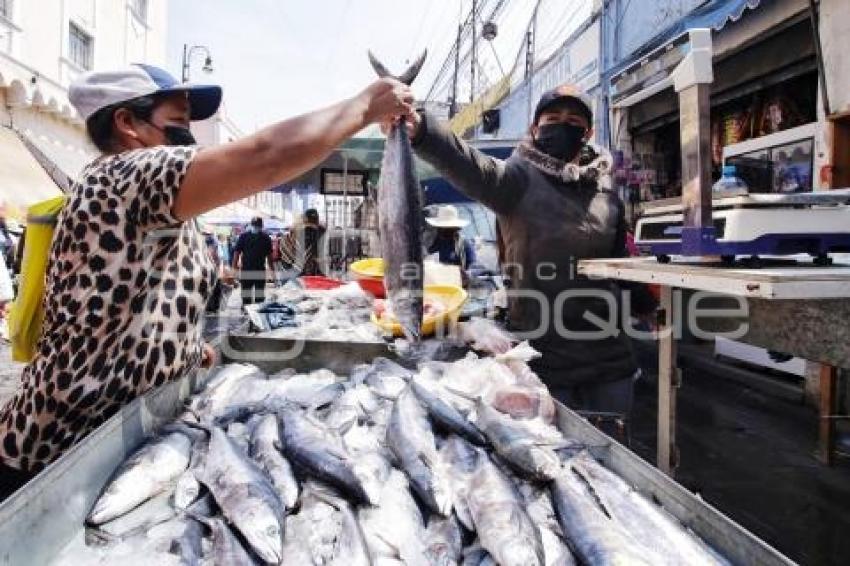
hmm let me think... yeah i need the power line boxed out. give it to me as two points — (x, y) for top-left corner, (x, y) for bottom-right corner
(424, 0), (506, 102)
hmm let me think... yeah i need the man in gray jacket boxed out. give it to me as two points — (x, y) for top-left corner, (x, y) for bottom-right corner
(407, 85), (655, 416)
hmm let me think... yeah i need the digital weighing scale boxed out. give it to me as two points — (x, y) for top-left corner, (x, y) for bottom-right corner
(635, 189), (850, 265)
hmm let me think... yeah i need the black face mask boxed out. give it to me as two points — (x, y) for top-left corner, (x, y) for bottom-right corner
(143, 120), (197, 146)
(533, 123), (587, 162)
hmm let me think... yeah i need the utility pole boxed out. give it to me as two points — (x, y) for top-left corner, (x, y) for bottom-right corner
(525, 8), (537, 125)
(471, 0), (478, 103)
(450, 24), (461, 118)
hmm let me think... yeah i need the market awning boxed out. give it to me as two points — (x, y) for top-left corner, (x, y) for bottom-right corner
(199, 200), (291, 228)
(608, 0), (763, 82)
(0, 127), (64, 221)
(22, 131), (94, 181)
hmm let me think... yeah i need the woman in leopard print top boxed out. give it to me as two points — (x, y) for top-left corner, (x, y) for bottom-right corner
(0, 64), (414, 500)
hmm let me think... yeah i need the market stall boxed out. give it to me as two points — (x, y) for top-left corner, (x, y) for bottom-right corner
(579, 256), (850, 472)
(0, 337), (796, 565)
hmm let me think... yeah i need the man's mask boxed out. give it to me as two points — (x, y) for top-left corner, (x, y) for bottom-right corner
(533, 123), (586, 162)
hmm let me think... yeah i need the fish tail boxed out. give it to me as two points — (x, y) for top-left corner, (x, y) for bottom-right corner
(367, 50), (428, 85)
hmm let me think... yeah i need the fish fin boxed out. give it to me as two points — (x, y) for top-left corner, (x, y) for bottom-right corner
(367, 50), (391, 79)
(367, 50), (428, 86)
(399, 50), (428, 85)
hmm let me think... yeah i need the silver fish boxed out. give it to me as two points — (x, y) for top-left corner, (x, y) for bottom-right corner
(518, 483), (577, 566)
(386, 387), (452, 516)
(191, 513), (259, 566)
(173, 432), (208, 511)
(424, 514), (464, 566)
(569, 451), (728, 566)
(369, 50), (427, 342)
(361, 357), (412, 400)
(250, 414), (300, 510)
(324, 383), (382, 432)
(466, 451), (545, 566)
(476, 402), (561, 482)
(439, 435), (480, 531)
(170, 496), (212, 566)
(412, 375), (487, 446)
(550, 468), (657, 566)
(282, 482), (371, 566)
(358, 469), (430, 565)
(280, 407), (372, 505)
(461, 541), (498, 566)
(341, 420), (393, 506)
(88, 431), (192, 525)
(203, 373), (342, 424)
(190, 363), (266, 420)
(196, 427), (285, 565)
(227, 421), (254, 454)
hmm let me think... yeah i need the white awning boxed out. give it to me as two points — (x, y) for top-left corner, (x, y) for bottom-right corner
(0, 126), (63, 220)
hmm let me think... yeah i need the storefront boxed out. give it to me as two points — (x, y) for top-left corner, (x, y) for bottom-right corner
(608, 0), (818, 221)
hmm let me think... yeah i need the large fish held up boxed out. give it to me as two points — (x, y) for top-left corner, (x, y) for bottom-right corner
(368, 50), (427, 342)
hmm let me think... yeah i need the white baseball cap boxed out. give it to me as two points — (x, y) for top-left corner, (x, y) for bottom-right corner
(426, 205), (469, 229)
(69, 63), (222, 121)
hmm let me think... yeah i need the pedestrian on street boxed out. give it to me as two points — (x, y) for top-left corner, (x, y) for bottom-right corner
(232, 217), (273, 305)
(0, 63), (414, 501)
(400, 84), (656, 418)
(280, 208), (327, 277)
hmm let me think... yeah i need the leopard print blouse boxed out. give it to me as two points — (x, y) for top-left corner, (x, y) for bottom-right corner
(0, 145), (215, 472)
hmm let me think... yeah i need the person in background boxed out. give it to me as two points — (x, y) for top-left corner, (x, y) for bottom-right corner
(0, 217), (15, 270)
(233, 217), (273, 305)
(217, 234), (230, 267)
(270, 232), (284, 285)
(281, 208), (327, 277)
(0, 250), (14, 340)
(426, 204), (476, 276)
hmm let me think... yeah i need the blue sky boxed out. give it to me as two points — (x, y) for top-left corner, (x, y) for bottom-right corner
(166, 1), (591, 134)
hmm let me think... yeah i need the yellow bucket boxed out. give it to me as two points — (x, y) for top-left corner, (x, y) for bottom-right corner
(350, 258), (386, 297)
(371, 284), (468, 337)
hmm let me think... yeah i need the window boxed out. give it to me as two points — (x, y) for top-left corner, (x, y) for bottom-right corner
(320, 169), (368, 196)
(0, 0), (12, 20)
(132, 0), (148, 22)
(68, 23), (93, 70)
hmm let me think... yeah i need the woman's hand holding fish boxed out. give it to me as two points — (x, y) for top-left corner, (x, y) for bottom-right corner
(359, 78), (415, 125)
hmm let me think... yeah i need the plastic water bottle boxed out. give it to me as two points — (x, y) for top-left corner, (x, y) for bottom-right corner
(712, 165), (748, 194)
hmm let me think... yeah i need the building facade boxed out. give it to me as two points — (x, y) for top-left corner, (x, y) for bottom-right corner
(0, 0), (169, 191)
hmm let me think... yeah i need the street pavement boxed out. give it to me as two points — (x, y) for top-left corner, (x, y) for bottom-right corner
(0, 341), (25, 406)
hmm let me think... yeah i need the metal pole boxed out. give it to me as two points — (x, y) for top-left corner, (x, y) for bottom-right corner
(450, 24), (461, 118)
(342, 154), (349, 273)
(678, 83), (713, 235)
(181, 43), (189, 83)
(525, 17), (536, 125)
(471, 0), (477, 103)
(808, 0), (831, 117)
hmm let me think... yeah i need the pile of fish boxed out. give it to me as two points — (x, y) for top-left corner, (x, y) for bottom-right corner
(254, 282), (382, 342)
(80, 331), (730, 566)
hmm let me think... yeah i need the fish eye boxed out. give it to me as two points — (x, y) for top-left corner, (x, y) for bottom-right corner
(266, 525), (280, 536)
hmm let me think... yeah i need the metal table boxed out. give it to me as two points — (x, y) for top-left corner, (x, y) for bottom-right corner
(578, 256), (850, 474)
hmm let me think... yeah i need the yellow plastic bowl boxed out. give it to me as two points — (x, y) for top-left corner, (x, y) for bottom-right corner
(350, 258), (384, 278)
(371, 285), (468, 338)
